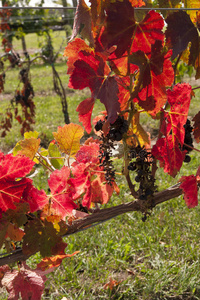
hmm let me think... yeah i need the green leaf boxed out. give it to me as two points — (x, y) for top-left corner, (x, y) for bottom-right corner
(22, 219), (67, 257)
(48, 143), (64, 170)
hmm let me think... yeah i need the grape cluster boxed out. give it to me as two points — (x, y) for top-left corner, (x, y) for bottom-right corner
(95, 116), (128, 142)
(99, 134), (116, 185)
(128, 146), (157, 201)
(182, 119), (194, 163)
(95, 116), (128, 185)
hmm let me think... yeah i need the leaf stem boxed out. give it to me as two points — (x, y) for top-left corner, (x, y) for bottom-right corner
(36, 152), (54, 172)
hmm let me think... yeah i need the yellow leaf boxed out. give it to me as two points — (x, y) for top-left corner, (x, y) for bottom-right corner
(53, 124), (84, 156)
(48, 142), (64, 170)
(185, 0), (200, 23)
(13, 131), (40, 159)
(40, 148), (49, 157)
(13, 137), (40, 160)
(180, 47), (190, 64)
(24, 130), (40, 139)
(127, 112), (149, 147)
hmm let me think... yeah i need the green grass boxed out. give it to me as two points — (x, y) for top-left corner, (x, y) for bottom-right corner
(1, 32), (200, 299)
(12, 30), (69, 56)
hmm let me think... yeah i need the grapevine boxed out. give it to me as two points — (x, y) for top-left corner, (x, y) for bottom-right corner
(1, 0), (200, 299)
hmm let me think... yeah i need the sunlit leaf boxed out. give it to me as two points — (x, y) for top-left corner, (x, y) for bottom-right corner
(1, 263), (47, 300)
(53, 123), (84, 156)
(13, 137), (40, 160)
(37, 251), (80, 271)
(179, 175), (198, 208)
(70, 0), (93, 44)
(0, 152), (35, 212)
(64, 38), (93, 74)
(48, 142), (64, 170)
(126, 111), (149, 147)
(48, 166), (77, 219)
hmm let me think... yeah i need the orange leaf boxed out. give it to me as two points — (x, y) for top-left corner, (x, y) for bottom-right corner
(6, 223), (25, 242)
(13, 131), (40, 160)
(37, 251), (80, 271)
(127, 111), (149, 147)
(64, 38), (93, 75)
(186, 0), (200, 23)
(15, 137), (40, 160)
(103, 277), (123, 290)
(53, 123), (84, 156)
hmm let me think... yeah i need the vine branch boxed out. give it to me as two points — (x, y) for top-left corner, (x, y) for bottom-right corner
(0, 183), (182, 267)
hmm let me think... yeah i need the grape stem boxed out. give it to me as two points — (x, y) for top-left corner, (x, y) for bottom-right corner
(125, 172), (138, 198)
(183, 143), (200, 153)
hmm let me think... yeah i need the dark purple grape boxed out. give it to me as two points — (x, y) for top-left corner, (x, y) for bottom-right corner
(184, 154), (191, 163)
(128, 163), (137, 171)
(135, 175), (141, 182)
(95, 120), (103, 131)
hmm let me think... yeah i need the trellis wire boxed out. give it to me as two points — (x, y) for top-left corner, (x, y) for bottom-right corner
(0, 6), (200, 10)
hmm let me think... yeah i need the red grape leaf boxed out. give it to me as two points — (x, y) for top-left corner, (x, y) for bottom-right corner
(152, 83), (192, 176)
(68, 50), (109, 92)
(90, 172), (115, 205)
(166, 11), (199, 60)
(70, 0), (94, 44)
(96, 0), (135, 58)
(152, 136), (185, 177)
(97, 76), (120, 124)
(64, 38), (93, 74)
(164, 83), (192, 145)
(0, 178), (30, 212)
(97, 3), (164, 57)
(0, 151), (35, 180)
(192, 111), (200, 143)
(1, 262), (47, 300)
(22, 182), (48, 213)
(76, 97), (95, 133)
(48, 166), (77, 219)
(68, 50), (120, 129)
(109, 53), (130, 76)
(70, 142), (116, 208)
(0, 152), (35, 212)
(37, 251), (80, 271)
(0, 265), (10, 286)
(131, 10), (164, 54)
(22, 218), (68, 257)
(74, 141), (100, 164)
(135, 50), (174, 116)
(117, 76), (131, 113)
(179, 175), (198, 208)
